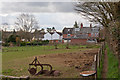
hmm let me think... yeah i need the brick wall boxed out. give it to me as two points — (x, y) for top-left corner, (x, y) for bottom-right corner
(63, 34), (74, 38)
(71, 38), (87, 44)
(49, 40), (63, 44)
(88, 33), (91, 37)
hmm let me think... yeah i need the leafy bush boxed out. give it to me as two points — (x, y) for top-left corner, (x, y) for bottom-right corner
(97, 38), (105, 42)
(19, 40), (49, 46)
(7, 35), (16, 43)
(42, 40), (49, 45)
(37, 42), (42, 45)
(20, 41), (26, 46)
(25, 40), (49, 46)
(2, 43), (10, 46)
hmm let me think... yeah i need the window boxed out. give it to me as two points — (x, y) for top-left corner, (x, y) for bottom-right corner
(67, 34), (70, 37)
(59, 40), (62, 42)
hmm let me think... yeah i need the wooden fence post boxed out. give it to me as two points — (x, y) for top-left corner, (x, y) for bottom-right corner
(99, 48), (101, 68)
(94, 54), (97, 78)
(97, 49), (100, 68)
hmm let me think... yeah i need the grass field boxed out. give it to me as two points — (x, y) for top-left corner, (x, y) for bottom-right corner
(2, 44), (100, 78)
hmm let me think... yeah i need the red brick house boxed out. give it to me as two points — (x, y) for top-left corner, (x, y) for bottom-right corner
(62, 28), (74, 43)
(71, 34), (89, 44)
(62, 24), (99, 44)
(72, 24), (99, 44)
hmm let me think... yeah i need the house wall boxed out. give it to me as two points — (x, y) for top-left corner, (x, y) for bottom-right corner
(52, 32), (60, 40)
(64, 40), (71, 43)
(91, 33), (99, 37)
(43, 33), (52, 40)
(88, 33), (91, 37)
(71, 38), (87, 44)
(49, 40), (63, 44)
(63, 34), (74, 38)
(59, 36), (63, 40)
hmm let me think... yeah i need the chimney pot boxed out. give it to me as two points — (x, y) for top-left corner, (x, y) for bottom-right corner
(90, 24), (92, 28)
(81, 23), (83, 28)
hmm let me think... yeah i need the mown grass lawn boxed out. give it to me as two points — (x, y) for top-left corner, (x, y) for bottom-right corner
(2, 44), (100, 77)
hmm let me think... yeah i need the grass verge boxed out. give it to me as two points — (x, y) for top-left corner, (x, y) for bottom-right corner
(106, 45), (118, 78)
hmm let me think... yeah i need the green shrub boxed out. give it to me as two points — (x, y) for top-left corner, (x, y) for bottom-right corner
(2, 43), (10, 46)
(7, 35), (16, 43)
(38, 42), (42, 45)
(42, 40), (49, 45)
(20, 41), (26, 46)
(20, 40), (49, 46)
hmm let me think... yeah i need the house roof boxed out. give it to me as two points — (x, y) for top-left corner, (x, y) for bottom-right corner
(72, 34), (89, 39)
(63, 38), (71, 40)
(74, 27), (91, 34)
(73, 27), (99, 34)
(63, 28), (74, 34)
(57, 32), (62, 36)
(33, 30), (45, 34)
(91, 28), (99, 33)
(45, 32), (62, 36)
(80, 27), (92, 33)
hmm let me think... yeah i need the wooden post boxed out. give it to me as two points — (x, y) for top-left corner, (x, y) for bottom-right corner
(94, 54), (97, 78)
(97, 49), (99, 68)
(100, 47), (102, 62)
(99, 48), (101, 68)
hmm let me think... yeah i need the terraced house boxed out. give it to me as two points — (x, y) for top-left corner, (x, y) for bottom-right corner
(62, 24), (100, 44)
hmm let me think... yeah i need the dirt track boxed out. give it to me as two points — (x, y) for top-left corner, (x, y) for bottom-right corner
(102, 49), (108, 78)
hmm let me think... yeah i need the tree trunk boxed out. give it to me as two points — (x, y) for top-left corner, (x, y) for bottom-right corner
(55, 44), (57, 49)
(105, 27), (110, 45)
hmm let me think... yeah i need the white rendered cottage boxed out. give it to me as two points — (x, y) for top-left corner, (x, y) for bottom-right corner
(43, 32), (52, 40)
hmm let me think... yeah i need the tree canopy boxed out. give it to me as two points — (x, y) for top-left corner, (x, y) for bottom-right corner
(75, 2), (119, 28)
(15, 13), (39, 41)
(15, 13), (39, 32)
(73, 21), (79, 28)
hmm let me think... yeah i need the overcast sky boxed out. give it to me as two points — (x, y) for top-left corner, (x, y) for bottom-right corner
(0, 2), (94, 32)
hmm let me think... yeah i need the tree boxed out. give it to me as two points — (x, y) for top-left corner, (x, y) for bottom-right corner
(47, 28), (52, 33)
(52, 27), (55, 30)
(8, 35), (16, 43)
(75, 2), (118, 28)
(41, 28), (45, 32)
(17, 29), (25, 41)
(73, 21), (79, 28)
(16, 36), (21, 46)
(0, 31), (1, 41)
(15, 13), (39, 41)
(47, 27), (56, 33)
(75, 2), (120, 77)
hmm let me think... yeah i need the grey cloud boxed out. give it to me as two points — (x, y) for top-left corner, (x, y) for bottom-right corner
(1, 2), (76, 13)
(25, 2), (50, 7)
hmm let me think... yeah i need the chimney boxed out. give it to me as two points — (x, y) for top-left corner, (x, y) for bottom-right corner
(90, 24), (92, 28)
(81, 23), (83, 28)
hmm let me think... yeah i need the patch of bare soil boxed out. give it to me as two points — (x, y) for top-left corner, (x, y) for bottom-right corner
(33, 49), (98, 78)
